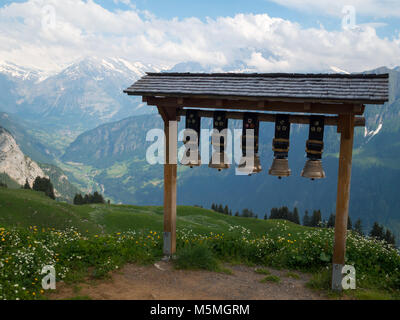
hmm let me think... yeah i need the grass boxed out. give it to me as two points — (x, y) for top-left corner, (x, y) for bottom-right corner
(1, 188), (399, 300)
(260, 275), (281, 283)
(285, 272), (300, 279)
(174, 245), (220, 272)
(254, 268), (271, 275)
(0, 188), (308, 237)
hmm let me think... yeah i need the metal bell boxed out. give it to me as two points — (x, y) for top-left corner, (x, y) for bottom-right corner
(268, 158), (291, 179)
(237, 155), (262, 175)
(209, 152), (230, 171)
(301, 160), (326, 180)
(182, 140), (201, 168)
(182, 149), (201, 168)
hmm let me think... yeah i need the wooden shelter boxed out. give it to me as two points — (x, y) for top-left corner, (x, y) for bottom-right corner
(124, 72), (389, 290)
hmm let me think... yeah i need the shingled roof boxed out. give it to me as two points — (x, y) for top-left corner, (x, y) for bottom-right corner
(124, 73), (389, 104)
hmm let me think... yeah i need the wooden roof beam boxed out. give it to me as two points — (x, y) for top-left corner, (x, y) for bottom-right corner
(177, 109), (365, 127)
(145, 96), (364, 115)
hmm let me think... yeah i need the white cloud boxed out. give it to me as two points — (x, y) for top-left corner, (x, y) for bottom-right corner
(269, 0), (400, 18)
(0, 0), (399, 73)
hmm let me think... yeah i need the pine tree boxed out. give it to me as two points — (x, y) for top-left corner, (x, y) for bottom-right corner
(93, 191), (104, 204)
(32, 177), (55, 200)
(384, 229), (396, 246)
(234, 211), (239, 217)
(310, 210), (322, 227)
(292, 207), (300, 225)
(73, 194), (84, 205)
(327, 213), (335, 228)
(347, 216), (353, 230)
(23, 179), (31, 190)
(211, 203), (215, 211)
(354, 219), (363, 235)
(270, 208), (278, 219)
(281, 206), (291, 221)
(264, 213), (268, 220)
(303, 210), (310, 226)
(223, 205), (229, 215)
(369, 222), (384, 240)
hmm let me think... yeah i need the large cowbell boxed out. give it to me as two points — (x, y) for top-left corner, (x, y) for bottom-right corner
(182, 109), (201, 168)
(301, 115), (326, 180)
(238, 113), (262, 175)
(269, 114), (291, 178)
(209, 111), (230, 171)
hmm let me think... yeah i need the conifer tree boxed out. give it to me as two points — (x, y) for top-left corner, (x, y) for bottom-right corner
(384, 229), (396, 246)
(223, 205), (229, 215)
(347, 216), (353, 230)
(327, 213), (335, 228)
(310, 210), (322, 227)
(303, 210), (310, 226)
(23, 179), (31, 190)
(354, 219), (363, 235)
(369, 222), (384, 240)
(292, 207), (300, 225)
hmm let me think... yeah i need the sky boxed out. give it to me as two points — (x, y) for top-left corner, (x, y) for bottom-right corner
(0, 0), (399, 73)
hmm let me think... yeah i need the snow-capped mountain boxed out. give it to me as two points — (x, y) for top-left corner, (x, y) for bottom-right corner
(0, 61), (49, 83)
(0, 57), (163, 131)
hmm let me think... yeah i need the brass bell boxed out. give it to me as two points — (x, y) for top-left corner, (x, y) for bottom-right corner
(301, 160), (326, 180)
(237, 154), (262, 175)
(268, 158), (291, 179)
(209, 152), (230, 171)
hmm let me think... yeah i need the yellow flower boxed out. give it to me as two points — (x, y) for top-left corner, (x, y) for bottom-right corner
(1, 238), (4, 242)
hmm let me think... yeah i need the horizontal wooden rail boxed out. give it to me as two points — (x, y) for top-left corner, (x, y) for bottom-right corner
(177, 109), (365, 127)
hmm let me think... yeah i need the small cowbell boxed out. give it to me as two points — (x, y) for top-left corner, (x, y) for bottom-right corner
(237, 154), (262, 175)
(182, 148), (201, 168)
(182, 138), (201, 168)
(301, 159), (326, 180)
(268, 158), (291, 179)
(208, 151), (230, 171)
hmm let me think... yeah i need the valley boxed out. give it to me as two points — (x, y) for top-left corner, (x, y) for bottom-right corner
(0, 58), (399, 242)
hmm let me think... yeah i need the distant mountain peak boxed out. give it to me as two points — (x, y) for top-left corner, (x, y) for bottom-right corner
(0, 61), (50, 82)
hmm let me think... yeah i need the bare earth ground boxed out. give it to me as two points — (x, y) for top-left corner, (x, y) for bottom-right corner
(49, 261), (328, 300)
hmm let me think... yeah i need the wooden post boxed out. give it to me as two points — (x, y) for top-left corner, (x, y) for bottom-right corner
(159, 107), (178, 257)
(332, 114), (355, 291)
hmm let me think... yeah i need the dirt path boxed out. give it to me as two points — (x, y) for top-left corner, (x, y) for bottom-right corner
(50, 261), (328, 300)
